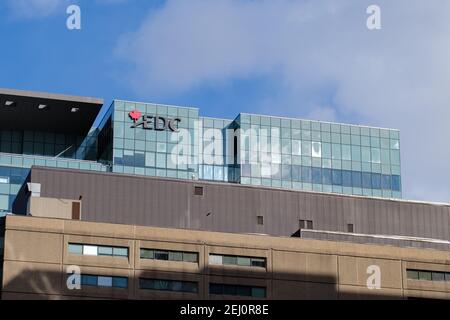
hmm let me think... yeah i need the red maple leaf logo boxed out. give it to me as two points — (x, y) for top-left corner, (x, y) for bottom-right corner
(129, 110), (142, 121)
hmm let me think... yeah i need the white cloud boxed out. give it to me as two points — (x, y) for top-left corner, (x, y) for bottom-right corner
(118, 0), (450, 202)
(5, 0), (126, 19)
(6, 0), (71, 19)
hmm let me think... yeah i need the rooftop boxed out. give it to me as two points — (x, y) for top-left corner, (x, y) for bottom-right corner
(0, 88), (104, 135)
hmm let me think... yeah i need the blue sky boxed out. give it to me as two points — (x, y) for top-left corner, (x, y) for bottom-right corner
(1, 0), (450, 202)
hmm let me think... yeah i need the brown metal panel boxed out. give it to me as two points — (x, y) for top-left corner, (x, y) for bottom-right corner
(28, 166), (450, 248)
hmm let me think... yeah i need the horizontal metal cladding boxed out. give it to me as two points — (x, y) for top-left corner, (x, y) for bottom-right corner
(300, 230), (450, 251)
(28, 166), (450, 244)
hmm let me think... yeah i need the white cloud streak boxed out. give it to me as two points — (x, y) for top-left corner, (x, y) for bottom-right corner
(6, 0), (71, 19)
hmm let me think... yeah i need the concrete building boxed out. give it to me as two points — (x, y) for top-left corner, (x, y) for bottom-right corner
(0, 88), (447, 300)
(2, 215), (450, 300)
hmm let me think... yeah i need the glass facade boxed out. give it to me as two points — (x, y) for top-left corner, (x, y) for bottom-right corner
(0, 96), (403, 217)
(237, 113), (401, 198)
(111, 100), (200, 179)
(106, 101), (401, 199)
(0, 154), (109, 215)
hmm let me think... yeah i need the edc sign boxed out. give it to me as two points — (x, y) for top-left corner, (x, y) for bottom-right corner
(129, 110), (181, 132)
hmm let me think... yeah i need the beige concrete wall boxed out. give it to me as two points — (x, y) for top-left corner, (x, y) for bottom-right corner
(30, 197), (80, 220)
(3, 215), (450, 300)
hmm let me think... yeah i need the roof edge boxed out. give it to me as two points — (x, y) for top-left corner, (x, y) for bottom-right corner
(0, 88), (104, 106)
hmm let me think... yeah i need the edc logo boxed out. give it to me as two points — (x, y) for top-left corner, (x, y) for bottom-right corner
(129, 110), (181, 132)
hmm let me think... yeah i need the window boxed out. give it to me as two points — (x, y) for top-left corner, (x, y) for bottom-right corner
(80, 275), (128, 289)
(209, 254), (266, 268)
(68, 243), (129, 258)
(140, 248), (199, 263)
(347, 224), (354, 233)
(407, 269), (450, 282)
(419, 271), (432, 281)
(299, 220), (305, 229)
(68, 244), (83, 255)
(98, 276), (113, 287)
(194, 186), (204, 196)
(139, 278), (198, 294)
(300, 220), (313, 230)
(209, 283), (266, 298)
(257, 216), (264, 225)
(407, 270), (419, 280)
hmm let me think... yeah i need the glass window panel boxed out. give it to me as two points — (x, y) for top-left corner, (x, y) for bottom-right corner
(342, 145), (351, 161)
(237, 286), (252, 297)
(251, 258), (266, 268)
(301, 141), (311, 157)
(371, 148), (381, 164)
(203, 165), (213, 180)
(390, 139), (400, 149)
(171, 281), (183, 292)
(332, 170), (342, 186)
(291, 140), (301, 155)
(382, 175), (391, 190)
(418, 271), (432, 281)
(223, 285), (238, 296)
(282, 165), (291, 180)
(139, 279), (153, 290)
(312, 167), (322, 184)
(237, 257), (251, 266)
(209, 284), (223, 295)
(154, 280), (171, 291)
(351, 146), (361, 161)
(390, 150), (400, 165)
(169, 251), (183, 261)
(154, 251), (169, 260)
(322, 168), (332, 185)
(81, 275), (97, 286)
(271, 164), (281, 180)
(362, 172), (372, 189)
(407, 270), (419, 280)
(322, 143), (331, 159)
(392, 175), (401, 191)
(182, 282), (198, 293)
(332, 144), (341, 160)
(342, 170), (352, 187)
(68, 244), (83, 255)
(312, 142), (321, 158)
(98, 276), (113, 287)
(445, 273), (450, 281)
(98, 246), (113, 256)
(252, 287), (267, 298)
(432, 272), (445, 282)
(301, 166), (312, 183)
(140, 249), (154, 259)
(372, 173), (381, 189)
(381, 149), (390, 164)
(223, 256), (238, 265)
(113, 247), (128, 257)
(361, 147), (371, 162)
(183, 252), (199, 263)
(0, 194), (8, 210)
(83, 245), (98, 256)
(291, 165), (300, 181)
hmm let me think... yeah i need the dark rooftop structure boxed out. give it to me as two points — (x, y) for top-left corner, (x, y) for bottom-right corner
(0, 88), (104, 135)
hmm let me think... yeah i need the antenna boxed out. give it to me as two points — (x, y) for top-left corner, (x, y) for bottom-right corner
(54, 145), (74, 159)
